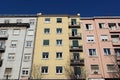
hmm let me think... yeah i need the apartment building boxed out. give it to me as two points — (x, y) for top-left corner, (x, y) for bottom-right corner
(0, 15), (37, 79)
(32, 13), (85, 79)
(81, 17), (120, 80)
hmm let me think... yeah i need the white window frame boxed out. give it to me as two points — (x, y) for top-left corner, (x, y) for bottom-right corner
(22, 68), (29, 76)
(101, 35), (108, 41)
(13, 29), (20, 35)
(24, 53), (31, 61)
(44, 28), (50, 34)
(86, 24), (93, 30)
(16, 19), (22, 23)
(56, 52), (63, 59)
(27, 30), (34, 36)
(87, 35), (95, 42)
(29, 19), (35, 25)
(26, 41), (32, 47)
(56, 40), (62, 46)
(11, 40), (18, 48)
(42, 52), (49, 59)
(56, 28), (62, 34)
(104, 48), (111, 55)
(106, 64), (116, 72)
(44, 18), (50, 23)
(8, 53), (15, 61)
(89, 49), (97, 56)
(56, 66), (63, 74)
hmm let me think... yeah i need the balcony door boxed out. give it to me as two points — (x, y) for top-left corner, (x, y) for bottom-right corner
(74, 67), (81, 78)
(73, 53), (79, 60)
(72, 29), (77, 36)
(72, 40), (78, 47)
(71, 19), (76, 25)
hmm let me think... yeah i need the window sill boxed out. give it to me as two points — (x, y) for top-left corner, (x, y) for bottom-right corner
(25, 47), (33, 48)
(56, 58), (63, 60)
(7, 59), (15, 61)
(89, 56), (98, 58)
(56, 45), (62, 46)
(41, 73), (48, 75)
(42, 58), (49, 60)
(23, 60), (31, 62)
(55, 73), (63, 75)
(87, 42), (96, 44)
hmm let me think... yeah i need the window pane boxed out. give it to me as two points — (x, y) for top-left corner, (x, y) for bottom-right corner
(43, 40), (49, 45)
(13, 29), (20, 35)
(57, 18), (62, 23)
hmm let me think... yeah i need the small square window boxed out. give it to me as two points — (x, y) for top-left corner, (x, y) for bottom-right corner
(43, 40), (49, 46)
(87, 35), (95, 42)
(8, 53), (15, 60)
(29, 19), (35, 25)
(24, 54), (31, 61)
(56, 66), (63, 74)
(104, 48), (111, 55)
(56, 28), (62, 34)
(4, 20), (10, 23)
(44, 28), (50, 34)
(4, 68), (12, 76)
(89, 49), (97, 56)
(27, 30), (34, 36)
(45, 18), (50, 23)
(86, 24), (93, 30)
(91, 65), (99, 74)
(99, 23), (105, 29)
(101, 35), (108, 41)
(11, 40), (18, 48)
(107, 64), (115, 72)
(16, 19), (22, 23)
(56, 40), (62, 46)
(56, 52), (62, 59)
(41, 66), (48, 74)
(22, 68), (29, 76)
(42, 52), (49, 59)
(57, 18), (62, 23)
(26, 41), (32, 47)
(13, 29), (20, 35)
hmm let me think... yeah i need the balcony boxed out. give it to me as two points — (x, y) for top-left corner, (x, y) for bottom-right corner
(117, 57), (120, 61)
(0, 33), (8, 40)
(69, 33), (82, 39)
(70, 46), (83, 52)
(70, 59), (84, 66)
(109, 28), (120, 33)
(69, 22), (80, 28)
(0, 43), (6, 52)
(0, 59), (3, 67)
(112, 41), (120, 46)
(0, 23), (30, 28)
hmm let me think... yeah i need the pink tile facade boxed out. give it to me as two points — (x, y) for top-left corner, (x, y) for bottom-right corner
(81, 17), (120, 80)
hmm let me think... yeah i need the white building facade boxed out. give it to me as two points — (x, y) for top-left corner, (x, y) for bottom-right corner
(0, 15), (37, 79)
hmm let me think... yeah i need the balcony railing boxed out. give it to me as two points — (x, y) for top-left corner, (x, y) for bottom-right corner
(69, 46), (83, 52)
(0, 33), (8, 40)
(0, 23), (30, 28)
(109, 27), (120, 33)
(70, 59), (84, 66)
(69, 33), (82, 39)
(0, 59), (3, 67)
(112, 41), (120, 46)
(69, 22), (80, 28)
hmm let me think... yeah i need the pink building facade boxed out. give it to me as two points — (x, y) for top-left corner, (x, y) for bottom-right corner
(81, 17), (120, 80)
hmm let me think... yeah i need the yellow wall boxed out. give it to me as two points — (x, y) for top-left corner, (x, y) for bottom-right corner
(32, 15), (84, 79)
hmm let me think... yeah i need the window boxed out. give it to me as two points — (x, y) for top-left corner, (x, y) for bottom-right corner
(26, 41), (32, 47)
(118, 23), (120, 29)
(101, 35), (108, 41)
(71, 19), (77, 25)
(42, 52), (49, 59)
(24, 54), (31, 61)
(45, 18), (50, 23)
(73, 53), (79, 60)
(87, 35), (95, 42)
(11, 40), (18, 48)
(57, 18), (62, 23)
(43, 40), (49, 46)
(0, 29), (7, 35)
(22, 68), (29, 76)
(44, 28), (50, 34)
(56, 52), (62, 59)
(27, 30), (34, 36)
(16, 19), (22, 23)
(89, 49), (97, 56)
(56, 28), (62, 34)
(91, 65), (99, 74)
(56, 66), (63, 73)
(8, 53), (15, 60)
(13, 29), (20, 35)
(104, 48), (111, 55)
(114, 49), (120, 57)
(72, 29), (77, 36)
(0, 41), (5, 49)
(29, 19), (35, 25)
(99, 23), (105, 29)
(72, 40), (78, 47)
(56, 40), (62, 46)
(86, 24), (93, 30)
(4, 20), (10, 23)
(108, 23), (116, 30)
(41, 66), (48, 74)
(4, 68), (12, 76)
(107, 64), (115, 72)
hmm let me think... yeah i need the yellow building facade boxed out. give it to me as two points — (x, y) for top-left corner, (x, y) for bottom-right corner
(32, 14), (85, 79)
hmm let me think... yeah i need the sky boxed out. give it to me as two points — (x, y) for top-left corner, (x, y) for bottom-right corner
(0, 0), (120, 17)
